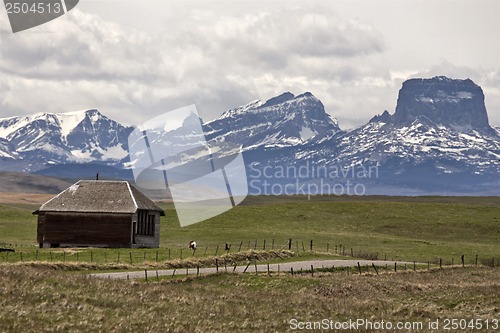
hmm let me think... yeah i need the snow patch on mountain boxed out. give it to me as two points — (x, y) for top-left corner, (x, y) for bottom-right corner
(56, 110), (88, 140)
(299, 127), (317, 141)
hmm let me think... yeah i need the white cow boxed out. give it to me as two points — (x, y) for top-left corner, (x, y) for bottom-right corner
(188, 240), (197, 250)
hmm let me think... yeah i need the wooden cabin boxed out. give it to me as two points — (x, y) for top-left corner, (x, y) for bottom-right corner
(34, 180), (165, 248)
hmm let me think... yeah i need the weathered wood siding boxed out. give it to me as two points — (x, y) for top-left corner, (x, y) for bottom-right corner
(132, 211), (161, 248)
(37, 212), (132, 248)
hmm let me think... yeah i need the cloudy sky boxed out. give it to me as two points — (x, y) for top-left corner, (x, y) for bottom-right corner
(1, 0), (499, 129)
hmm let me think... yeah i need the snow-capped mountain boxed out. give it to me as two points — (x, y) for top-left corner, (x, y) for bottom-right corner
(1, 76), (498, 194)
(339, 77), (499, 174)
(204, 92), (342, 150)
(0, 109), (133, 172)
(264, 77), (500, 194)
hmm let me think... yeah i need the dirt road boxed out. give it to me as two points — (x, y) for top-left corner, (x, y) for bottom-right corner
(90, 259), (416, 280)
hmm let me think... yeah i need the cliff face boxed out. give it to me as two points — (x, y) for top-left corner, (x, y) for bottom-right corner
(391, 76), (493, 134)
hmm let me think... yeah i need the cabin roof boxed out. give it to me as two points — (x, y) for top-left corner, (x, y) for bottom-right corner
(36, 180), (164, 215)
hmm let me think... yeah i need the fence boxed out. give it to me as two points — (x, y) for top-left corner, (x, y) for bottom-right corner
(0, 239), (498, 272)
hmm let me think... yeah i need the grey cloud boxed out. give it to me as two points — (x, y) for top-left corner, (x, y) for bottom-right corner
(2, 1), (497, 129)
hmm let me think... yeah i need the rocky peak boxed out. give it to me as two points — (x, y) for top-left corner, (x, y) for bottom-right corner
(390, 76), (493, 134)
(204, 91), (341, 149)
(260, 92), (295, 108)
(369, 110), (391, 124)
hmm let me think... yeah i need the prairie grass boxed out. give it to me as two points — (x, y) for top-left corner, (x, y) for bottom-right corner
(0, 264), (498, 332)
(1, 195), (499, 265)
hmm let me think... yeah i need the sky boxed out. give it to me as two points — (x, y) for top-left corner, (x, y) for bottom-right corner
(1, 0), (499, 130)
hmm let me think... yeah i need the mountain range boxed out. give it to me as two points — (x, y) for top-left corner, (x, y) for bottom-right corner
(0, 76), (499, 195)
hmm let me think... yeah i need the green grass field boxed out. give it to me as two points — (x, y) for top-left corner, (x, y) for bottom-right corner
(0, 195), (499, 265)
(1, 195), (499, 332)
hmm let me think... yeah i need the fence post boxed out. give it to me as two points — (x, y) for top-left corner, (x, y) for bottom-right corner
(243, 262), (251, 273)
(144, 269), (148, 282)
(90, 251), (93, 263)
(475, 254), (478, 266)
(267, 263), (270, 276)
(394, 262), (397, 272)
(372, 263), (379, 275)
(172, 269), (176, 278)
(439, 258), (442, 269)
(288, 238), (292, 250)
(311, 265), (314, 277)
(238, 241), (243, 252)
(327, 243), (329, 253)
(263, 239), (266, 250)
(272, 239), (275, 250)
(461, 255), (464, 267)
(216, 259), (219, 273)
(301, 241), (305, 252)
(129, 252), (132, 264)
(357, 262), (362, 274)
(310, 240), (313, 252)
(254, 262), (258, 275)
(215, 245), (219, 256)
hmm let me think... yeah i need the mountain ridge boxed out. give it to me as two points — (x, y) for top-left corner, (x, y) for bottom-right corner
(1, 76), (498, 195)
(0, 109), (133, 172)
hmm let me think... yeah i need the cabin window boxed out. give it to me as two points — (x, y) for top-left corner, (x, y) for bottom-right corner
(137, 210), (155, 236)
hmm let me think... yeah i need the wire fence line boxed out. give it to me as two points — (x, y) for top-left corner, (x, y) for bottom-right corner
(1, 239), (498, 269)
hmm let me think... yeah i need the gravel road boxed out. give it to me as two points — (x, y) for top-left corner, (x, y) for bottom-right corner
(89, 259), (416, 280)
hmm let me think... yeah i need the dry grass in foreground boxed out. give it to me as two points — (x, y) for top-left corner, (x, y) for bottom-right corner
(0, 265), (498, 332)
(1, 249), (296, 271)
